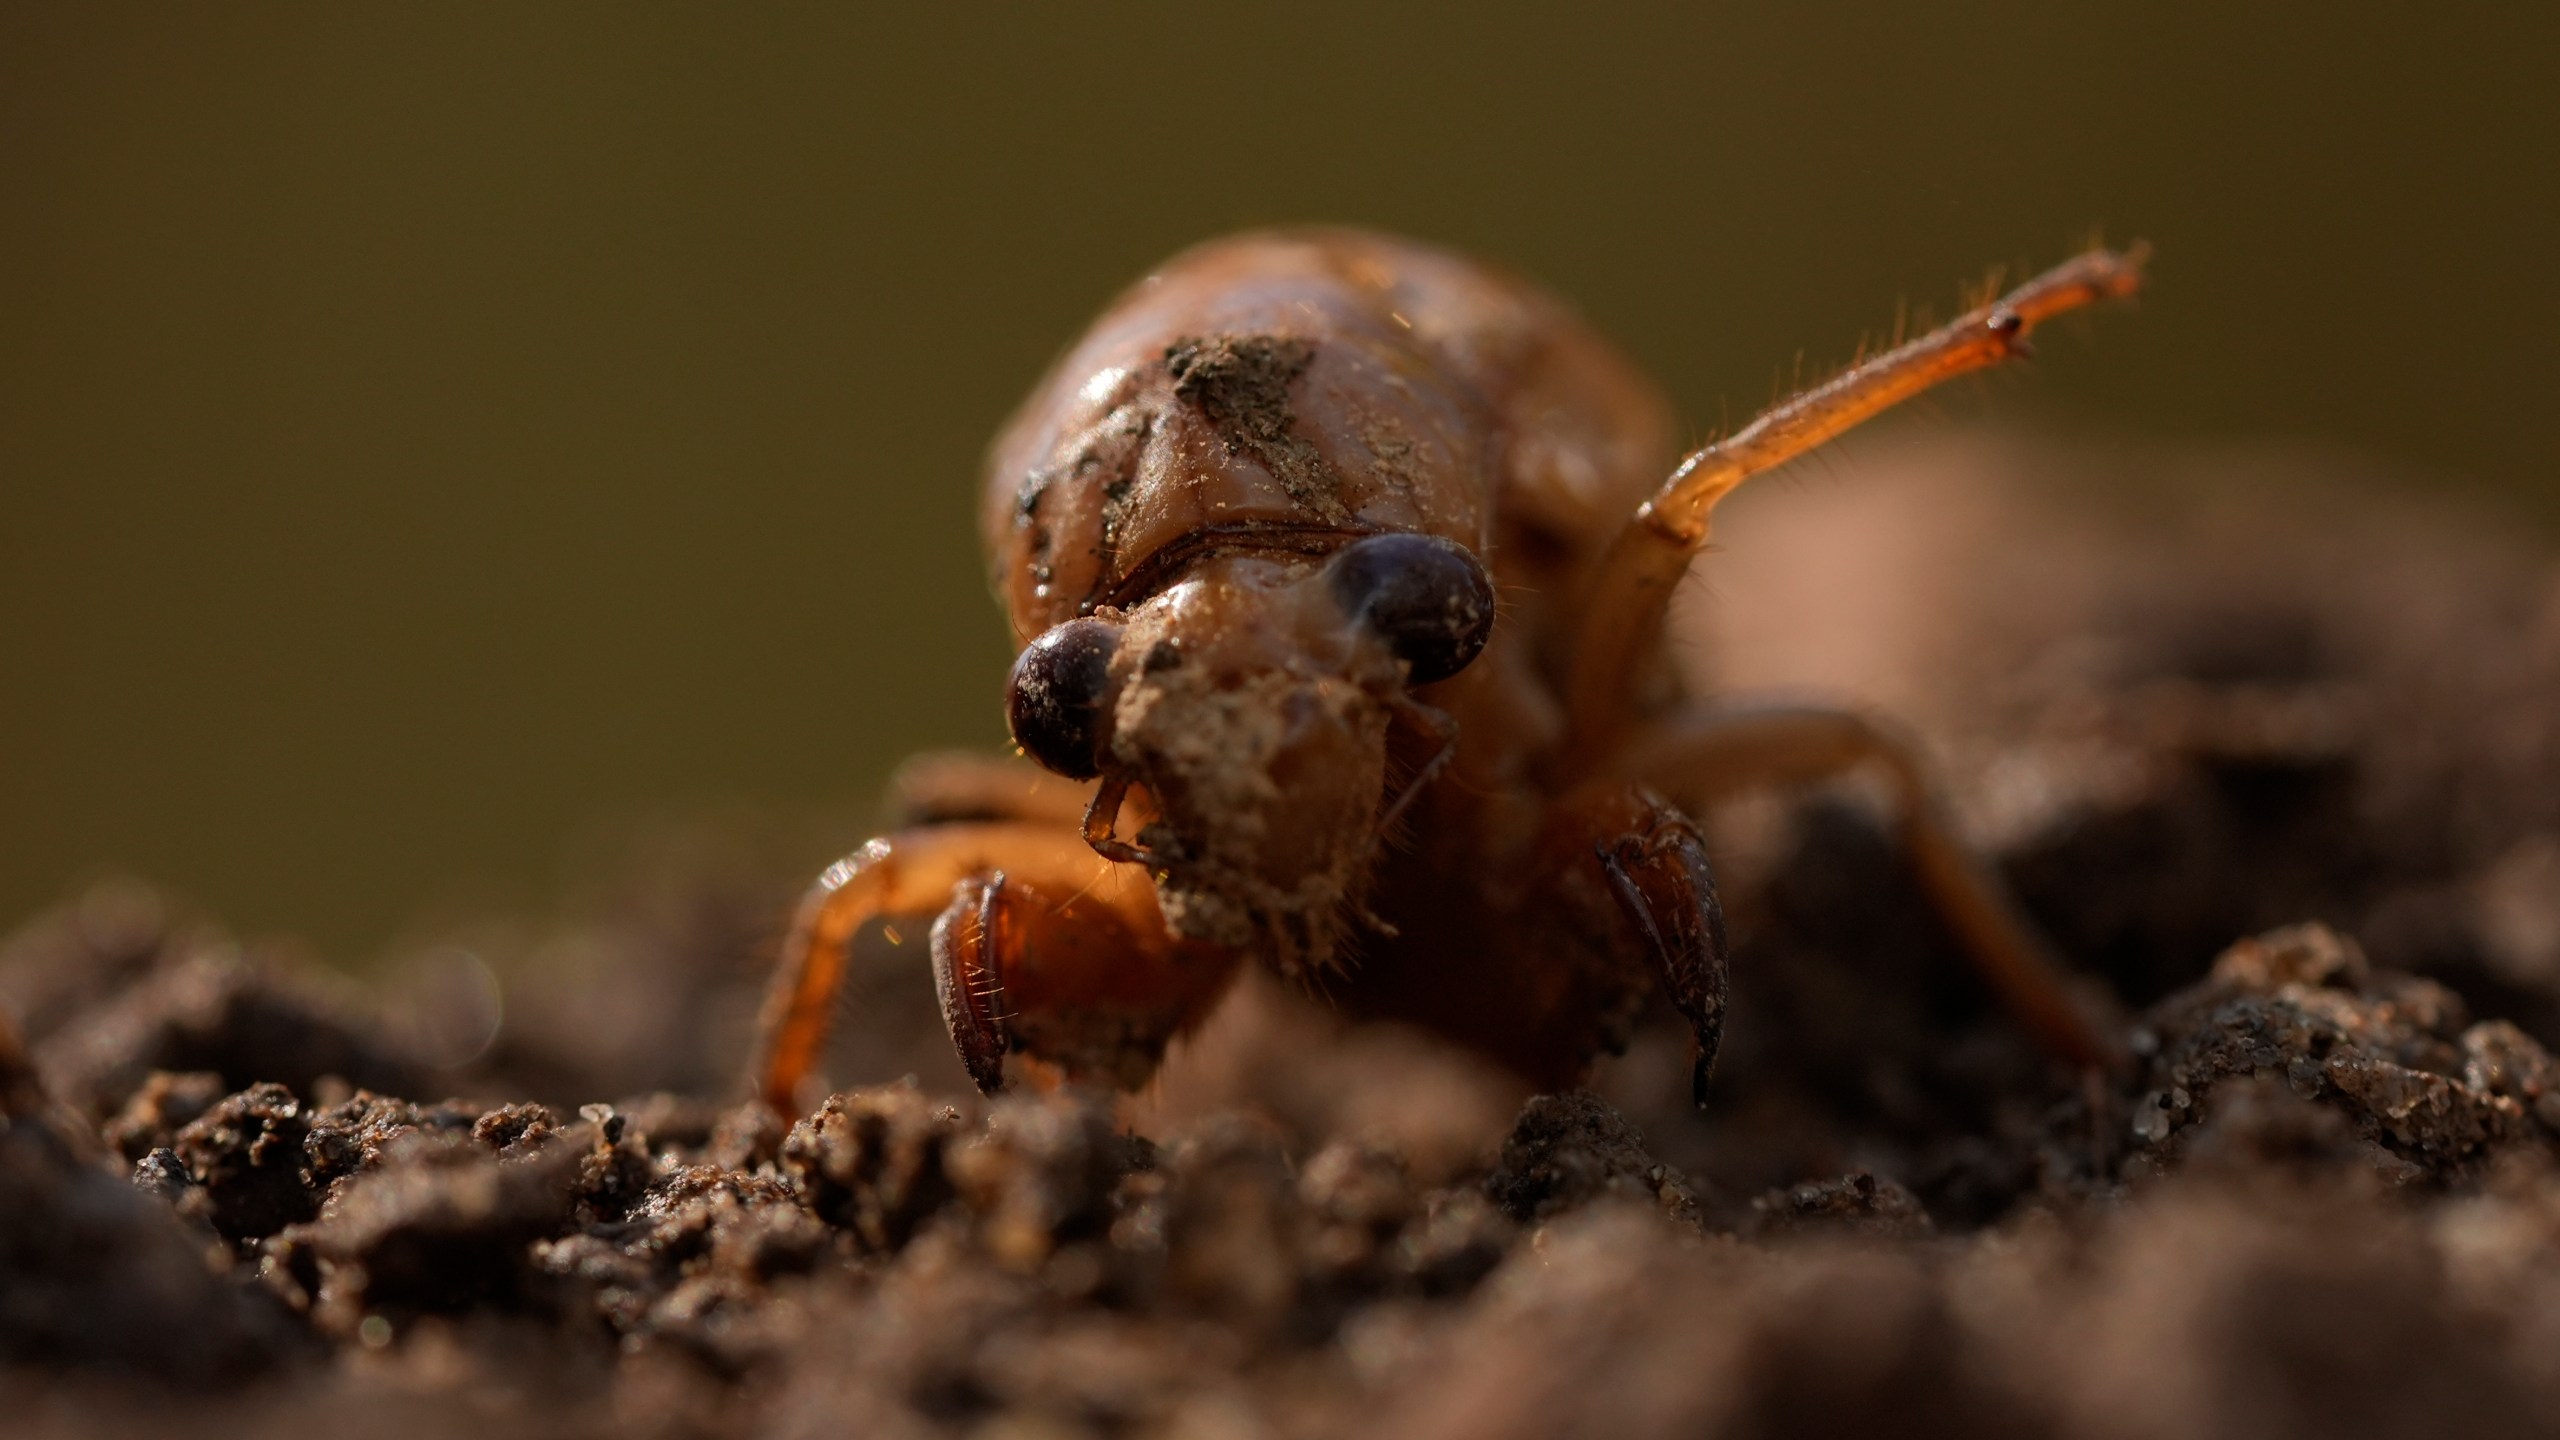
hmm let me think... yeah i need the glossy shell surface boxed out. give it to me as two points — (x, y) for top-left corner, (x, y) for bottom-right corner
(984, 230), (1679, 642)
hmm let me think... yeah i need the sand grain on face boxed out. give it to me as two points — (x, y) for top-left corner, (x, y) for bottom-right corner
(1113, 643), (1389, 968)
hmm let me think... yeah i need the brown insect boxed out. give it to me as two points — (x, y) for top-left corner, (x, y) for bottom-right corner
(753, 229), (2143, 1113)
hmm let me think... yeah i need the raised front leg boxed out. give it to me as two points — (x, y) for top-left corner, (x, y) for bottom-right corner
(752, 821), (1240, 1113)
(1603, 701), (2120, 1070)
(1558, 246), (2145, 769)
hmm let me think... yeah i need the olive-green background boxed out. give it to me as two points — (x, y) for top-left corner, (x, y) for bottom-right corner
(5, 5), (2553, 961)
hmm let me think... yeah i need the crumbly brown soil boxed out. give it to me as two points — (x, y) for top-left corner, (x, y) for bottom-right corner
(8, 439), (2560, 1438)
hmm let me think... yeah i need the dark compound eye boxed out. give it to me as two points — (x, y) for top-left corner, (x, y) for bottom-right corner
(1006, 617), (1122, 779)
(1326, 533), (1496, 685)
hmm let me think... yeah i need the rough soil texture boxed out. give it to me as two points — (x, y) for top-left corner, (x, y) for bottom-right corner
(8, 438), (2560, 1438)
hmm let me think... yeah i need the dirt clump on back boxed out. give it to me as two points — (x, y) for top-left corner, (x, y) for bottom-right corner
(1166, 331), (1351, 523)
(8, 439), (2560, 1437)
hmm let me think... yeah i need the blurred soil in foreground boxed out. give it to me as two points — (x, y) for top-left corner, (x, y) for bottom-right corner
(8, 435), (2560, 1438)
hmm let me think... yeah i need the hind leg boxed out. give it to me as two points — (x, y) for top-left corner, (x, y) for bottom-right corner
(1604, 701), (2119, 1069)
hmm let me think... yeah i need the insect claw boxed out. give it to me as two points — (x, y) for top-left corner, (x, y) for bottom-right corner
(1595, 810), (1729, 1111)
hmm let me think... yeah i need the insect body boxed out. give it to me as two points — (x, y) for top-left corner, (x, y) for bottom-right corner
(755, 229), (2143, 1112)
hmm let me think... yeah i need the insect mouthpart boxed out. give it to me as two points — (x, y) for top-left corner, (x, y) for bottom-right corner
(1111, 654), (1393, 972)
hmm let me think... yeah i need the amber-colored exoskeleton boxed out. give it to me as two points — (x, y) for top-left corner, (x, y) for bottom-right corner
(754, 230), (2144, 1113)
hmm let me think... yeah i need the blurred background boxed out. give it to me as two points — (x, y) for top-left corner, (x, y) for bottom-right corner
(4, 3), (2554, 965)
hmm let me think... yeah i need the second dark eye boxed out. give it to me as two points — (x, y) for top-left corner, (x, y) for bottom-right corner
(1325, 533), (1496, 684)
(1006, 618), (1121, 779)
